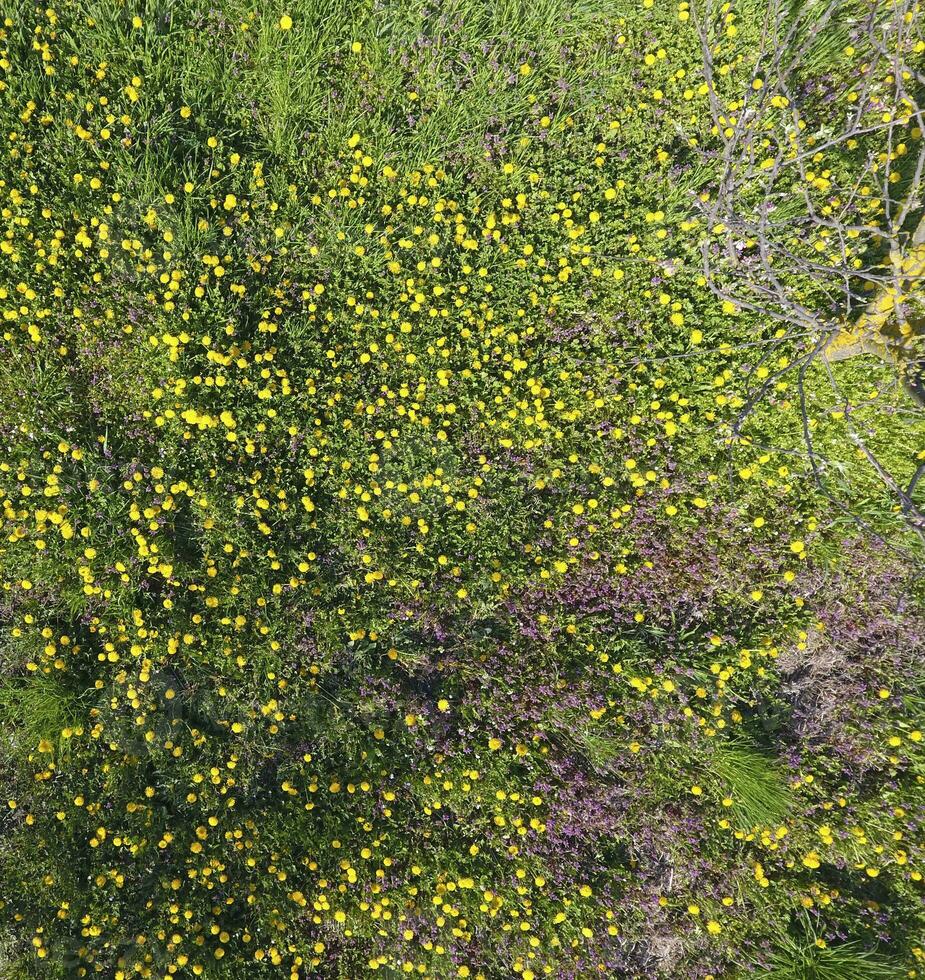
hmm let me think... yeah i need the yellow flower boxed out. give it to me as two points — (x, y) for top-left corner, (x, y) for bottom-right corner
(279, 14), (293, 30)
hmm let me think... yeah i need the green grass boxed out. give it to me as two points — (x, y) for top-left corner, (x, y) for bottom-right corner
(0, 674), (81, 756)
(713, 738), (791, 828)
(753, 937), (902, 980)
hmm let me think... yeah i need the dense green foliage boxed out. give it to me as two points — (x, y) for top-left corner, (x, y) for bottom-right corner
(0, 1), (923, 977)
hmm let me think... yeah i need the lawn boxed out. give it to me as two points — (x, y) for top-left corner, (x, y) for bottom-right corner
(0, 1), (923, 977)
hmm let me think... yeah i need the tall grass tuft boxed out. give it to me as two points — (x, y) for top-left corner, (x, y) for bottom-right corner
(713, 738), (791, 827)
(0, 675), (79, 755)
(754, 936), (902, 980)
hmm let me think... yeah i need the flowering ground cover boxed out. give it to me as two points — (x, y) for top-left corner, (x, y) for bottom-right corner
(0, 1), (924, 977)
